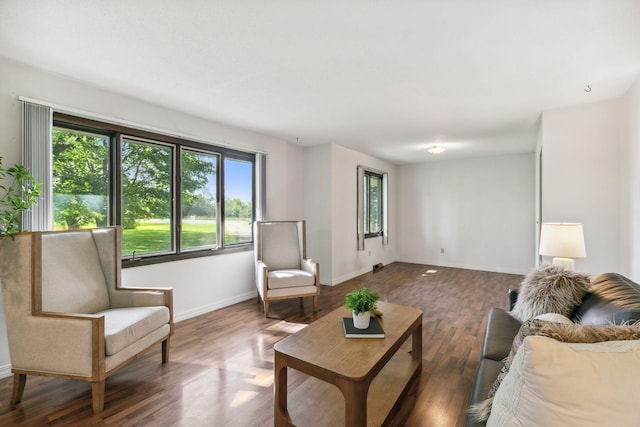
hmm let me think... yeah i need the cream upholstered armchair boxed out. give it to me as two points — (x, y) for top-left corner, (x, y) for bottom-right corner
(0, 227), (173, 413)
(254, 220), (320, 317)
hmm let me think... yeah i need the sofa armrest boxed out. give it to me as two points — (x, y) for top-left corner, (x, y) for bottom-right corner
(465, 358), (504, 427)
(481, 308), (522, 361)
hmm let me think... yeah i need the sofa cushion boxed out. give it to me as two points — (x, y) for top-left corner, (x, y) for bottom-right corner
(465, 358), (503, 427)
(487, 336), (640, 427)
(510, 264), (590, 322)
(96, 306), (170, 356)
(41, 231), (110, 314)
(470, 314), (571, 422)
(472, 317), (640, 423)
(267, 269), (315, 289)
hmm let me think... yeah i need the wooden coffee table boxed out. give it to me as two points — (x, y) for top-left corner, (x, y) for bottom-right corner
(274, 301), (422, 426)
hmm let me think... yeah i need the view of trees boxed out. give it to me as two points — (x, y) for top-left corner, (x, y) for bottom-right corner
(180, 149), (217, 220)
(224, 197), (251, 220)
(53, 130), (220, 230)
(52, 129), (110, 229)
(52, 127), (253, 256)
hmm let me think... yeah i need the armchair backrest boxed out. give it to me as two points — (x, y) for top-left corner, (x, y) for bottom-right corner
(40, 229), (113, 314)
(255, 221), (306, 270)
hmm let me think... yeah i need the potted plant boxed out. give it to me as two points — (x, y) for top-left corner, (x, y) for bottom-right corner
(0, 156), (41, 237)
(345, 287), (380, 329)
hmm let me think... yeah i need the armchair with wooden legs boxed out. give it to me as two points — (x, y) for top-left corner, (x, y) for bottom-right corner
(254, 220), (320, 317)
(0, 227), (173, 413)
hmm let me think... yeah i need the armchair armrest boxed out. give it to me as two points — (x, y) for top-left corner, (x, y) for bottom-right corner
(256, 260), (268, 298)
(13, 312), (105, 379)
(109, 287), (172, 309)
(109, 287), (173, 334)
(301, 258), (318, 276)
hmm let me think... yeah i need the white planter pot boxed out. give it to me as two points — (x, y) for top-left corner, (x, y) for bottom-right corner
(352, 311), (371, 329)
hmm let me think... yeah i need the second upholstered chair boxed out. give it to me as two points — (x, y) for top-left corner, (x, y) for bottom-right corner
(253, 220), (320, 317)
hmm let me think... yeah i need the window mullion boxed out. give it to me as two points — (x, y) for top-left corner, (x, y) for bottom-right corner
(114, 133), (123, 228)
(175, 147), (182, 254)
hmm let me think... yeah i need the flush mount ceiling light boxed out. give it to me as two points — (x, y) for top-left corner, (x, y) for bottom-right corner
(427, 145), (446, 154)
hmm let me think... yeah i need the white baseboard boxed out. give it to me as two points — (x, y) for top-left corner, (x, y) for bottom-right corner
(330, 267), (371, 286)
(0, 363), (11, 380)
(173, 291), (257, 323)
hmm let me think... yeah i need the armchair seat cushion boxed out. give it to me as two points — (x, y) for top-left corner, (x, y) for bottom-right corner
(267, 269), (315, 289)
(96, 306), (171, 356)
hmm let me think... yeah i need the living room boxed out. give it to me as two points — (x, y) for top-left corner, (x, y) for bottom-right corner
(1, 1), (640, 426)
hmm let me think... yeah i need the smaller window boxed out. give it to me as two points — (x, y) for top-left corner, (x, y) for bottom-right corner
(121, 137), (174, 257)
(364, 171), (383, 238)
(223, 157), (254, 246)
(52, 127), (112, 230)
(181, 148), (219, 251)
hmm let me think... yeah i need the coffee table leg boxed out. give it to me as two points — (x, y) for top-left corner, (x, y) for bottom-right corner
(412, 319), (423, 360)
(274, 354), (293, 426)
(336, 377), (369, 427)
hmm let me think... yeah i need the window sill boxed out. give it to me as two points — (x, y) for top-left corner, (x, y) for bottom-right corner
(364, 232), (383, 239)
(121, 244), (253, 268)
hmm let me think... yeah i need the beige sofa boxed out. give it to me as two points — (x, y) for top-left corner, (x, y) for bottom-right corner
(0, 227), (173, 413)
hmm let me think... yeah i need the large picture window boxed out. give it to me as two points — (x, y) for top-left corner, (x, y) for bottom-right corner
(51, 114), (257, 265)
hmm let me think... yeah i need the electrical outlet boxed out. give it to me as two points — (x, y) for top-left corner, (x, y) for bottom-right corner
(440, 248), (445, 254)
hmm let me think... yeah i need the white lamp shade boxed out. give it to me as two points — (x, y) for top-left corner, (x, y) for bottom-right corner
(539, 223), (586, 258)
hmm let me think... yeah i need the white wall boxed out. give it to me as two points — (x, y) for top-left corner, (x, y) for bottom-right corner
(304, 145), (333, 284)
(396, 153), (536, 274)
(623, 78), (640, 280)
(330, 145), (396, 284)
(304, 144), (397, 285)
(540, 99), (625, 275)
(0, 57), (306, 377)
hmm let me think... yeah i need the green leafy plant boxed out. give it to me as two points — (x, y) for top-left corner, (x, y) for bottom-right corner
(345, 287), (380, 315)
(0, 157), (41, 236)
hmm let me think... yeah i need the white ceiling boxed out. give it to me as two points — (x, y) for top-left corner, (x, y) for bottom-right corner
(2, 1), (640, 164)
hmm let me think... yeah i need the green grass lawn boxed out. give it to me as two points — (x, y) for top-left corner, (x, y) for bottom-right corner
(122, 220), (251, 255)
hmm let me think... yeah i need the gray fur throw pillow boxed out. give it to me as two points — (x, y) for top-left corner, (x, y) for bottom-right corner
(532, 318), (640, 342)
(510, 264), (590, 322)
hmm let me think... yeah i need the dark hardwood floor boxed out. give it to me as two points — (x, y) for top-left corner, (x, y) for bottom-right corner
(0, 262), (522, 426)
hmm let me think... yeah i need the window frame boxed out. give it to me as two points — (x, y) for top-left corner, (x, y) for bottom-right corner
(179, 146), (221, 253)
(364, 170), (384, 239)
(52, 113), (257, 267)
